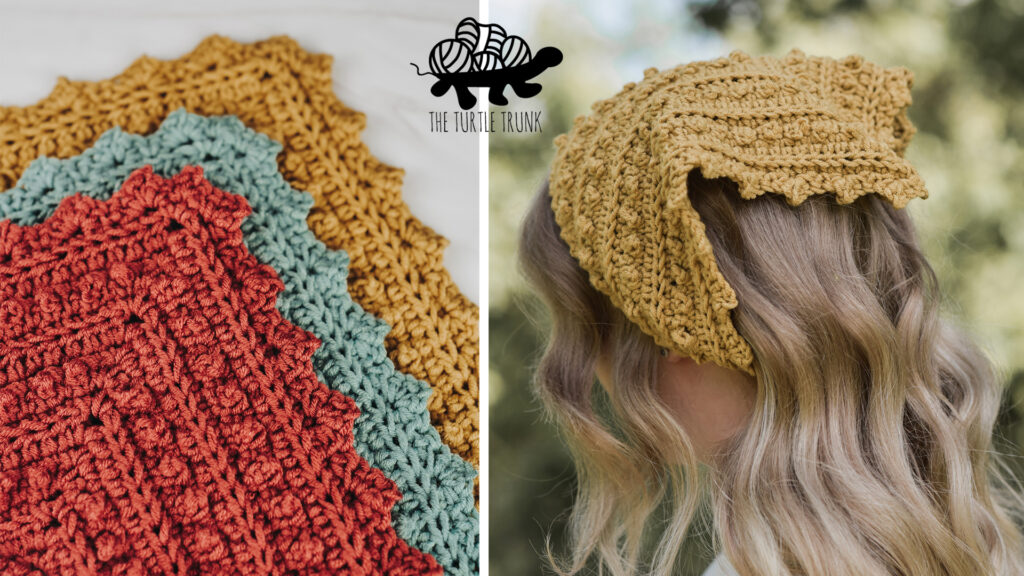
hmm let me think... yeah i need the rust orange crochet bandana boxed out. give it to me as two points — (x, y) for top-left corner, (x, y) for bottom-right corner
(0, 35), (478, 474)
(0, 167), (440, 575)
(549, 49), (928, 375)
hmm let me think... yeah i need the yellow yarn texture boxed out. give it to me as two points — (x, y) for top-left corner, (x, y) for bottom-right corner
(0, 35), (479, 474)
(549, 49), (928, 375)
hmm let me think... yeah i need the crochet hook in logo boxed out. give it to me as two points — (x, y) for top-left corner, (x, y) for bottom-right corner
(411, 17), (562, 111)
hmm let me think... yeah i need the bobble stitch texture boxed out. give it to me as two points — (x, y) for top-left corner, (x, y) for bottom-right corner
(0, 167), (442, 575)
(1, 110), (479, 576)
(550, 50), (927, 375)
(0, 35), (479, 479)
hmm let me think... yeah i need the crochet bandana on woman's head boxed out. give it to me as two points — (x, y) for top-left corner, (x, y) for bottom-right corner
(549, 48), (929, 376)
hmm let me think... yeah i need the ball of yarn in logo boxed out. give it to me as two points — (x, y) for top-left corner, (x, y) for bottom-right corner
(455, 17), (480, 48)
(455, 17), (507, 55)
(500, 36), (531, 68)
(473, 51), (503, 72)
(478, 23), (507, 54)
(429, 38), (474, 74)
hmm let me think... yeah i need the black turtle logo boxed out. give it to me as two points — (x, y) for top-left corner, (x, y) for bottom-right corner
(411, 17), (563, 110)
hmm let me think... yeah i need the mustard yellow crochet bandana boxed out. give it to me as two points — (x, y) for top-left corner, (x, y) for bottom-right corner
(549, 49), (928, 376)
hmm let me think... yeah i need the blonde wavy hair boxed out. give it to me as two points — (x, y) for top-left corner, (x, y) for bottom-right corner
(517, 169), (1024, 576)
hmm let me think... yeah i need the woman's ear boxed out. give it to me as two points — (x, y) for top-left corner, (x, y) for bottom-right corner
(655, 351), (756, 460)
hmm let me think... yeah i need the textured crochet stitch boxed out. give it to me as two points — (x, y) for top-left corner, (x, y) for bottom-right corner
(0, 34), (479, 476)
(0, 167), (441, 575)
(1, 110), (478, 576)
(549, 49), (929, 375)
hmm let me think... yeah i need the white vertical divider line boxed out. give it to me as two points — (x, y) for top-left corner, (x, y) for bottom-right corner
(477, 0), (490, 573)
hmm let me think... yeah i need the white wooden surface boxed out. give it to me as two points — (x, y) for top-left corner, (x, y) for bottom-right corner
(0, 0), (480, 304)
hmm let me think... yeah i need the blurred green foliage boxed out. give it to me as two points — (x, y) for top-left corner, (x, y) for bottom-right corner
(489, 1), (1024, 574)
